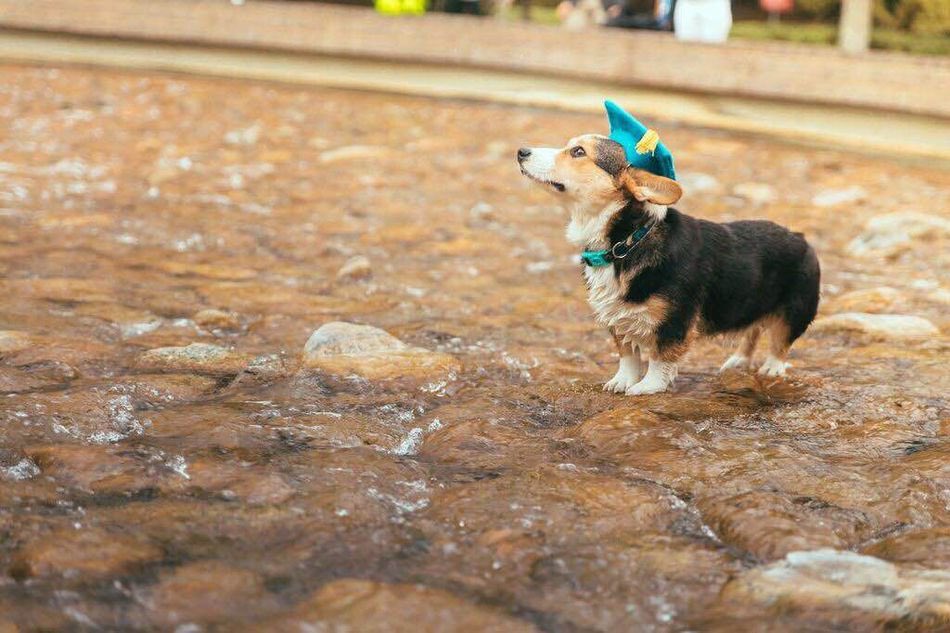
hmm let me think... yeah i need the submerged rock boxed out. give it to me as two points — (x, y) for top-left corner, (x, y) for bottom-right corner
(136, 343), (251, 375)
(847, 212), (950, 257)
(717, 549), (950, 626)
(300, 322), (460, 387)
(813, 312), (939, 339)
(11, 527), (162, 579)
(145, 561), (271, 627)
(862, 527), (950, 568)
(0, 367), (61, 394)
(259, 579), (538, 632)
(697, 490), (867, 561)
(24, 444), (144, 492)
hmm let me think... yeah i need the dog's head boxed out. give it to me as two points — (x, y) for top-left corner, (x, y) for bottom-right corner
(517, 134), (682, 213)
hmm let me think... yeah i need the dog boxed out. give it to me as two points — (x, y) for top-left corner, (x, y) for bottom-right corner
(517, 134), (820, 395)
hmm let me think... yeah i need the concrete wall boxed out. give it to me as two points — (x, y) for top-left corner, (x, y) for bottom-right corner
(1, 0), (947, 118)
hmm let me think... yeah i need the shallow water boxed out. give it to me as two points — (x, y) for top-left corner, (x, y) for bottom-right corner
(0, 64), (948, 631)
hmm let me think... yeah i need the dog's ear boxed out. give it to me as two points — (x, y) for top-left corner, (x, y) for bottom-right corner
(619, 168), (682, 205)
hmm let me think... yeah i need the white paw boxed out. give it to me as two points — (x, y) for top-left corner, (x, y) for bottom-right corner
(719, 354), (750, 373)
(624, 377), (672, 396)
(604, 370), (638, 393)
(758, 357), (789, 377)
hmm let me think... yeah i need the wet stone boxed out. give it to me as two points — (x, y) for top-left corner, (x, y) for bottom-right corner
(300, 322), (461, 388)
(715, 549), (950, 627)
(813, 312), (939, 339)
(136, 342), (252, 375)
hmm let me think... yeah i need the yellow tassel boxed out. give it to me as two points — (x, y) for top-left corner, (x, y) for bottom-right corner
(635, 129), (659, 155)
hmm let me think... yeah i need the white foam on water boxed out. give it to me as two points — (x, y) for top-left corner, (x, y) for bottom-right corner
(166, 455), (191, 480)
(393, 428), (424, 456)
(2, 458), (40, 481)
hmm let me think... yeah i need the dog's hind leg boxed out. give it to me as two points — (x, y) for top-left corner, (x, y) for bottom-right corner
(759, 318), (791, 377)
(720, 326), (761, 373)
(760, 247), (820, 378)
(604, 329), (643, 393)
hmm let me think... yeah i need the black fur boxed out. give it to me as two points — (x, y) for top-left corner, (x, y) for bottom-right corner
(603, 202), (820, 359)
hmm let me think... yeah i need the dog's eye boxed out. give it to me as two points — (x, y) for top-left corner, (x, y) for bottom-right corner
(570, 146), (586, 158)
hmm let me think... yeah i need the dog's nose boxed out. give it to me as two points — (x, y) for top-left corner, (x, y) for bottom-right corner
(517, 147), (531, 161)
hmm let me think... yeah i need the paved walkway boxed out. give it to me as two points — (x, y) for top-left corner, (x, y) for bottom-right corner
(1, 30), (948, 161)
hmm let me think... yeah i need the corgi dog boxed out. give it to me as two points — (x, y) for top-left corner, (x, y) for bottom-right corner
(517, 134), (820, 395)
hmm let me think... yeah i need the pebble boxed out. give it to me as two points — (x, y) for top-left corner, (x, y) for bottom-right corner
(193, 308), (241, 330)
(0, 330), (31, 354)
(811, 186), (866, 207)
(319, 145), (391, 164)
(678, 172), (720, 193)
(732, 182), (777, 205)
(336, 256), (372, 281)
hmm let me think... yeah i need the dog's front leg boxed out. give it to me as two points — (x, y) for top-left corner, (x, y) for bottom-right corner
(604, 329), (643, 393)
(625, 358), (677, 395)
(625, 310), (691, 395)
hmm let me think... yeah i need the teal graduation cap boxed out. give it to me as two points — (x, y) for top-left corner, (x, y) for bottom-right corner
(605, 100), (676, 181)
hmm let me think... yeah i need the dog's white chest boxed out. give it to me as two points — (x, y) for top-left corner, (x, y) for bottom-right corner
(583, 265), (657, 343)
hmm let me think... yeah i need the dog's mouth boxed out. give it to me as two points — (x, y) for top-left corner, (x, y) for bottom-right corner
(520, 167), (566, 192)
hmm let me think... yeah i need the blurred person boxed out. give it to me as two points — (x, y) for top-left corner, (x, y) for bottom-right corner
(557, 0), (674, 30)
(604, 0), (675, 30)
(673, 0), (732, 42)
(556, 0), (615, 29)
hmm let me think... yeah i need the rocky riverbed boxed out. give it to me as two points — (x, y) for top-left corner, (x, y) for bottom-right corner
(0, 64), (948, 631)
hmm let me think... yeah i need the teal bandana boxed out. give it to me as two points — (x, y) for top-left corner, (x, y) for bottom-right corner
(605, 100), (676, 181)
